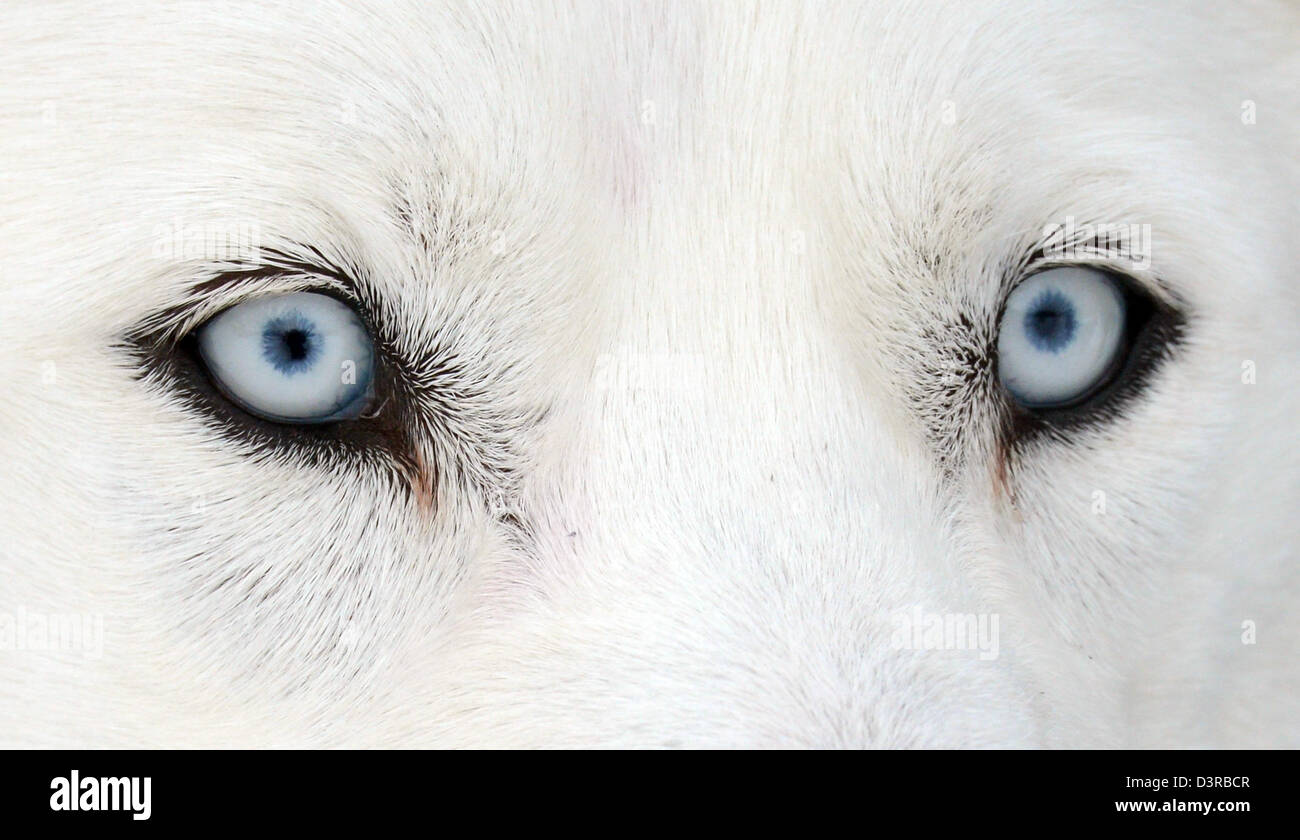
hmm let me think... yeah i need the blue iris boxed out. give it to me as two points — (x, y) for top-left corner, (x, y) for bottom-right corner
(1023, 289), (1077, 353)
(261, 312), (321, 375)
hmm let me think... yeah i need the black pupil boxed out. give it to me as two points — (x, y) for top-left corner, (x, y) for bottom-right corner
(1030, 307), (1067, 338)
(1022, 289), (1077, 352)
(282, 329), (310, 360)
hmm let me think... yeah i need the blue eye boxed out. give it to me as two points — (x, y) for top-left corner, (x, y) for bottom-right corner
(997, 267), (1127, 408)
(196, 292), (375, 423)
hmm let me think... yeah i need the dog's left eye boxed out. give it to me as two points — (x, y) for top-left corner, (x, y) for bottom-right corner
(195, 291), (375, 424)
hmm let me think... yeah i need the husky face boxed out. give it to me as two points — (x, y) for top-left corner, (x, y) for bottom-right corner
(1, 1), (1296, 747)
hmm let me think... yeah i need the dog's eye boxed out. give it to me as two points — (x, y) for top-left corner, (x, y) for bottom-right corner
(195, 291), (376, 424)
(996, 266), (1131, 409)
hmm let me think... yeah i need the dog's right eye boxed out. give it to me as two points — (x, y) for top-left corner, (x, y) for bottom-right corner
(194, 291), (377, 424)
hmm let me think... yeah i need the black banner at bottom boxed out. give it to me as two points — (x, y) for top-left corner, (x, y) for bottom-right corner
(0, 749), (1286, 827)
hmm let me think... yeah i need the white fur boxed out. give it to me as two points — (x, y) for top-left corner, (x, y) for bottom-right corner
(0, 0), (1297, 747)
